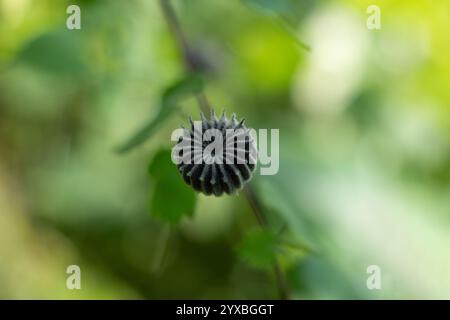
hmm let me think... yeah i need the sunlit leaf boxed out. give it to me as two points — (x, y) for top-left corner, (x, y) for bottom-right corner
(149, 149), (197, 224)
(115, 73), (204, 153)
(237, 229), (276, 270)
(243, 0), (312, 51)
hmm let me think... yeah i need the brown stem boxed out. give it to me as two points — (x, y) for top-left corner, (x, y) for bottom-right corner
(158, 0), (290, 300)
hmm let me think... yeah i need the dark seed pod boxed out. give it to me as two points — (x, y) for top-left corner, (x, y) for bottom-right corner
(174, 110), (257, 196)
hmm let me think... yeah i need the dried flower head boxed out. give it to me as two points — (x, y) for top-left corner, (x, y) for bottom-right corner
(174, 111), (257, 196)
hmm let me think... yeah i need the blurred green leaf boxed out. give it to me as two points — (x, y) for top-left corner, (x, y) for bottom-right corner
(237, 229), (276, 270)
(297, 256), (364, 299)
(161, 73), (205, 107)
(115, 73), (204, 153)
(148, 148), (172, 178)
(277, 240), (310, 269)
(244, 0), (292, 15)
(243, 0), (315, 20)
(149, 149), (197, 224)
(15, 31), (87, 76)
(243, 0), (311, 51)
(257, 177), (319, 249)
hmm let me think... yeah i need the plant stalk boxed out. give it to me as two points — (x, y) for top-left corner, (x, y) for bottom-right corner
(158, 0), (210, 114)
(243, 185), (290, 300)
(158, 0), (290, 300)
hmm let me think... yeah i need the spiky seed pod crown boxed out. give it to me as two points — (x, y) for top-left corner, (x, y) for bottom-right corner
(174, 111), (257, 196)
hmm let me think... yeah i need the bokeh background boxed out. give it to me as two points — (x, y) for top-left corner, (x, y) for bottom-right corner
(0, 0), (449, 299)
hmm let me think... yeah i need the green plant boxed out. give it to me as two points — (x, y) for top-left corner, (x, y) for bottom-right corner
(116, 0), (311, 300)
(176, 111), (257, 196)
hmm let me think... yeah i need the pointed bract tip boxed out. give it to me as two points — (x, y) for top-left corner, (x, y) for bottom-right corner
(210, 109), (217, 121)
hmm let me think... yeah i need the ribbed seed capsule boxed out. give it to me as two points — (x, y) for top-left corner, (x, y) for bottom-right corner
(174, 111), (257, 196)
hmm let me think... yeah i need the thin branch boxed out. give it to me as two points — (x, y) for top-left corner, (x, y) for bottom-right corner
(158, 0), (191, 68)
(243, 185), (291, 300)
(158, 0), (290, 300)
(158, 0), (210, 114)
(243, 185), (267, 227)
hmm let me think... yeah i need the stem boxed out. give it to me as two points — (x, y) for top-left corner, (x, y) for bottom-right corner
(158, 0), (290, 300)
(243, 185), (267, 227)
(158, 0), (210, 114)
(243, 185), (291, 300)
(151, 224), (171, 274)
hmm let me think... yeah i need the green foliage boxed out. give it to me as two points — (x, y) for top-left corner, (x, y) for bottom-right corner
(2, 0), (449, 300)
(237, 227), (310, 271)
(14, 31), (87, 76)
(244, 0), (293, 15)
(243, 0), (312, 51)
(116, 73), (205, 153)
(243, 0), (315, 21)
(277, 239), (310, 269)
(148, 149), (197, 224)
(237, 229), (276, 270)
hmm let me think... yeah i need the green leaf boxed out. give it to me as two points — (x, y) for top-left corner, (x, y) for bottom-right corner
(237, 229), (276, 270)
(161, 73), (205, 107)
(244, 0), (292, 15)
(115, 74), (204, 154)
(277, 240), (310, 269)
(148, 148), (172, 178)
(15, 31), (87, 76)
(149, 149), (197, 224)
(243, 0), (312, 51)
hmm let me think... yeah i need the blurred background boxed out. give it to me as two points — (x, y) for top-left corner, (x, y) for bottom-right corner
(0, 0), (449, 299)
